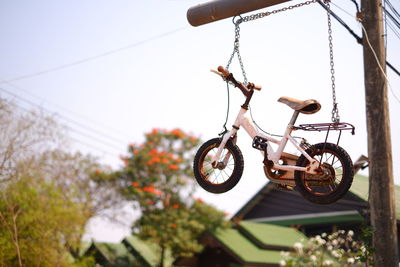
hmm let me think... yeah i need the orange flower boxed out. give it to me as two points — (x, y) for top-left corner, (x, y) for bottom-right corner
(169, 164), (179, 170)
(149, 149), (158, 156)
(196, 198), (204, 203)
(146, 160), (153, 166)
(175, 158), (182, 163)
(133, 149), (139, 155)
(171, 128), (185, 138)
(170, 223), (177, 228)
(172, 204), (180, 209)
(162, 158), (169, 164)
(131, 182), (140, 187)
(152, 157), (161, 163)
(95, 169), (102, 174)
(147, 200), (155, 205)
(142, 186), (163, 195)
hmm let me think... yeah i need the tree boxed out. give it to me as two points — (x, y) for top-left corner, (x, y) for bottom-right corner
(0, 174), (86, 267)
(0, 98), (122, 265)
(113, 128), (229, 266)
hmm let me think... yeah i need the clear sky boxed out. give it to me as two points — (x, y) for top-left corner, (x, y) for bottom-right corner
(1, 0), (399, 242)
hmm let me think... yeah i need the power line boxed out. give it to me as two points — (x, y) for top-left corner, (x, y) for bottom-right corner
(0, 27), (187, 84)
(1, 79), (133, 141)
(383, 6), (400, 30)
(385, 0), (400, 21)
(318, 1), (400, 78)
(0, 87), (127, 152)
(0, 97), (120, 158)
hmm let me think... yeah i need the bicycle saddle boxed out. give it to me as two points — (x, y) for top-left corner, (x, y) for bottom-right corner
(278, 96), (321, 114)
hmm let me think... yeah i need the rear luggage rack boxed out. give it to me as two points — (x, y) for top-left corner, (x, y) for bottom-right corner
(293, 122), (355, 135)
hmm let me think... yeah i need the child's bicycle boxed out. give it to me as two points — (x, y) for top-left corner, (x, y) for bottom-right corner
(193, 66), (355, 204)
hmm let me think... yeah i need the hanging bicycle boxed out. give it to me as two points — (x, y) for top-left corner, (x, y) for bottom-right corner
(192, 0), (356, 204)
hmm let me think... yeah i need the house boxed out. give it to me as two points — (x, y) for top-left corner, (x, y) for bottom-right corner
(85, 157), (400, 266)
(176, 158), (400, 266)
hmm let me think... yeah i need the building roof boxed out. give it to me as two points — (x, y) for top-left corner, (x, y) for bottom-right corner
(237, 221), (307, 249)
(87, 242), (136, 266)
(201, 221), (307, 266)
(123, 235), (174, 267)
(233, 173), (400, 224)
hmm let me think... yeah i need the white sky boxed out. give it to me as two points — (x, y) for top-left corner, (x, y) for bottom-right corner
(0, 0), (399, 243)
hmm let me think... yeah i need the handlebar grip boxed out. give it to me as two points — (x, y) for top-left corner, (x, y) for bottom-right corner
(217, 66), (230, 77)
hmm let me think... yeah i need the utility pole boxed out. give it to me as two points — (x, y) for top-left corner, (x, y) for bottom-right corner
(361, 0), (398, 266)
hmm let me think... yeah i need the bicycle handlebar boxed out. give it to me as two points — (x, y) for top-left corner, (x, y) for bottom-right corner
(211, 66), (262, 92)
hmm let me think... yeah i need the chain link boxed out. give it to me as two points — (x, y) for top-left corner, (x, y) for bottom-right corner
(226, 0), (340, 122)
(325, 0), (340, 123)
(226, 0), (318, 85)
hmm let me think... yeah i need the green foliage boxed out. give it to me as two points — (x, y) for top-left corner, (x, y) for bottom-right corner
(280, 230), (374, 267)
(114, 128), (230, 264)
(0, 98), (120, 266)
(0, 175), (86, 267)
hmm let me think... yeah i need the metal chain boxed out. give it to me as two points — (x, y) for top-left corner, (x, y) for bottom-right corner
(226, 0), (319, 85)
(226, 18), (248, 84)
(325, 0), (340, 123)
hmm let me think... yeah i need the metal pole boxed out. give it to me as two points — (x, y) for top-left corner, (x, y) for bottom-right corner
(187, 0), (291, 26)
(360, 0), (398, 265)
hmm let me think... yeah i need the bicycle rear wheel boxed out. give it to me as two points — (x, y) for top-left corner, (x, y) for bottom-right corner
(295, 143), (354, 205)
(193, 138), (244, 193)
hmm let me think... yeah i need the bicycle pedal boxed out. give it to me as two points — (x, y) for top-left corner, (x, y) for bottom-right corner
(252, 136), (268, 151)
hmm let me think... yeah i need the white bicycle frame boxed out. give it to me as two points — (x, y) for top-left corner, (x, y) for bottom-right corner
(212, 106), (320, 175)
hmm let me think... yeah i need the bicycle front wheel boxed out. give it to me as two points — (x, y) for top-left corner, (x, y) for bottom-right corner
(193, 138), (244, 194)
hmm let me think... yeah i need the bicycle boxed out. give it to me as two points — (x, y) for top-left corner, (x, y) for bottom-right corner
(193, 66), (355, 204)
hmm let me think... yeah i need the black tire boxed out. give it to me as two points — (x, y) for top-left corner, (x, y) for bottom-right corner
(193, 138), (244, 193)
(294, 143), (354, 205)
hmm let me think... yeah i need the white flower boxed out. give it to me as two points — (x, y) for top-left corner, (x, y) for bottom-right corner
(327, 245), (333, 251)
(323, 259), (333, 266)
(310, 255), (317, 262)
(279, 260), (286, 266)
(348, 257), (355, 264)
(348, 230), (354, 237)
(331, 250), (340, 258)
(322, 233), (327, 238)
(280, 251), (289, 257)
(293, 242), (303, 250)
(315, 235), (326, 245)
(332, 239), (338, 246)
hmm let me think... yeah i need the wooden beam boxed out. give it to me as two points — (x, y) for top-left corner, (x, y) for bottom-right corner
(187, 0), (292, 27)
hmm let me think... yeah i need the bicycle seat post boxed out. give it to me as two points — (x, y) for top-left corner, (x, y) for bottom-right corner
(289, 110), (300, 127)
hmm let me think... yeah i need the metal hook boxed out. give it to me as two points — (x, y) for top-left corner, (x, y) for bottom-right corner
(232, 15), (243, 25)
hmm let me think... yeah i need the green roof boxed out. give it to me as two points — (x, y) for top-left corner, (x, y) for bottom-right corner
(238, 221), (307, 248)
(214, 227), (283, 265)
(92, 242), (136, 266)
(350, 174), (400, 220)
(265, 212), (364, 226)
(123, 235), (173, 267)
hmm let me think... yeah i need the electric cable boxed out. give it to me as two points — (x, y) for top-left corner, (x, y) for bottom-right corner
(360, 24), (400, 103)
(0, 87), (127, 151)
(385, 0), (400, 21)
(0, 27), (187, 84)
(383, 6), (400, 29)
(1, 79), (133, 141)
(1, 98), (119, 158)
(318, 1), (400, 78)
